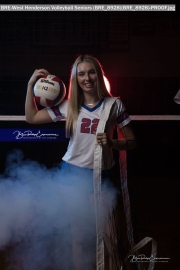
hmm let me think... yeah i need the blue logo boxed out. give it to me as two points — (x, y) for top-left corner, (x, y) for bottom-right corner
(0, 129), (68, 142)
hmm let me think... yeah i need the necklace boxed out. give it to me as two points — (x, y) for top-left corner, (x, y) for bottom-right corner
(85, 99), (100, 106)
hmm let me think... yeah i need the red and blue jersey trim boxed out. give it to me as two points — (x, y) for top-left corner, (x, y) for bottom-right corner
(51, 106), (62, 117)
(82, 99), (104, 112)
(116, 111), (129, 125)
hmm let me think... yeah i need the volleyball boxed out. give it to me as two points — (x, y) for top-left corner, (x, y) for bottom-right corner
(33, 75), (66, 107)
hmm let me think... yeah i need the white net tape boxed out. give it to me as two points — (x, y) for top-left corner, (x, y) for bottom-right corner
(0, 115), (180, 121)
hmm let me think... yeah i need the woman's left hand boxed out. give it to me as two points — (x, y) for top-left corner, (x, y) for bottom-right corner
(96, 133), (112, 147)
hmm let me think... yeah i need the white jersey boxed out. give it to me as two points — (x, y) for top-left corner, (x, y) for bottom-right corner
(46, 97), (131, 169)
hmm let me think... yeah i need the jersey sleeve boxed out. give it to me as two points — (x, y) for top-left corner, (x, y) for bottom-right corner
(115, 98), (131, 128)
(45, 99), (68, 122)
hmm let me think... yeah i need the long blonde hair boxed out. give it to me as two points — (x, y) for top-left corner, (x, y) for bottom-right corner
(66, 54), (112, 137)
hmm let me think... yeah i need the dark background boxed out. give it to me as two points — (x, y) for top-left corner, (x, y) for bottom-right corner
(0, 1), (180, 269)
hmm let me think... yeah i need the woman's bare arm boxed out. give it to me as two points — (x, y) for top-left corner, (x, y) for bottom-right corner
(25, 69), (53, 124)
(96, 123), (137, 150)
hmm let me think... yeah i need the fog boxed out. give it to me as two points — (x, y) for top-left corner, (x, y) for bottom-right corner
(0, 149), (118, 269)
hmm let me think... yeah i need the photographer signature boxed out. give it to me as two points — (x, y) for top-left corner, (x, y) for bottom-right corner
(13, 130), (59, 139)
(128, 254), (170, 263)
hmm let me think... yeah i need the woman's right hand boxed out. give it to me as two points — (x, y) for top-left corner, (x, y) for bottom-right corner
(25, 68), (53, 124)
(28, 69), (50, 86)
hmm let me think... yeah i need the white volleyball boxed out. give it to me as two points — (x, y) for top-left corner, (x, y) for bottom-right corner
(33, 75), (66, 107)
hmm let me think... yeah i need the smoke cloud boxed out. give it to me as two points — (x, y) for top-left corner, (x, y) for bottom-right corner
(0, 149), (118, 270)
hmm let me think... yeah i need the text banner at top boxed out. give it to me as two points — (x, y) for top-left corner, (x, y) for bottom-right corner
(0, 5), (176, 12)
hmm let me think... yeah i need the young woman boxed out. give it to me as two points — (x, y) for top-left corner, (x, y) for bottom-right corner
(25, 55), (136, 270)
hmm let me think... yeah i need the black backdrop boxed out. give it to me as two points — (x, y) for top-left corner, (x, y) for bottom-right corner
(0, 1), (180, 269)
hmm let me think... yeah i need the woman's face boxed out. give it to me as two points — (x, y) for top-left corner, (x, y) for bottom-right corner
(76, 61), (97, 94)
